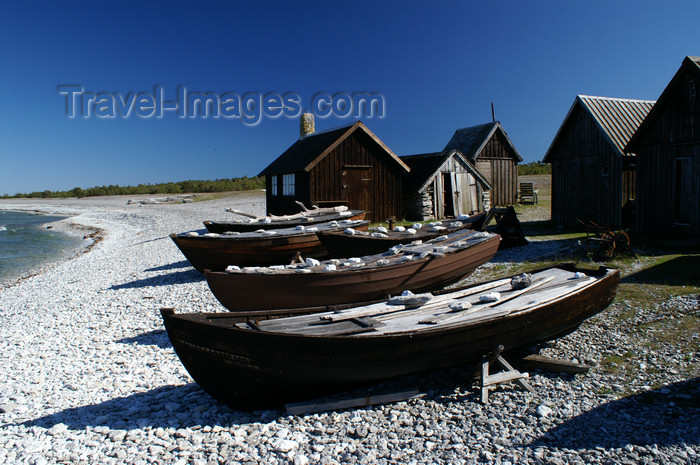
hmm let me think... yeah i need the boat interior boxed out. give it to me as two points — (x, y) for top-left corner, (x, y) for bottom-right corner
(222, 229), (497, 274)
(210, 266), (612, 336)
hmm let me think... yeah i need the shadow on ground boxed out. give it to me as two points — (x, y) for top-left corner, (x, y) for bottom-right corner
(144, 260), (191, 272)
(14, 362), (489, 431)
(117, 329), (170, 348)
(488, 237), (583, 264)
(129, 235), (173, 247)
(518, 220), (563, 237)
(16, 384), (263, 430)
(110, 270), (203, 290)
(525, 378), (700, 449)
(622, 255), (700, 286)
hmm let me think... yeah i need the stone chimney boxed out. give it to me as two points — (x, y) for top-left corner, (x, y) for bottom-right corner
(300, 113), (315, 138)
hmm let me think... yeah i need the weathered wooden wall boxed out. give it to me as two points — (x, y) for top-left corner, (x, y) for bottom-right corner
(477, 130), (519, 206)
(403, 154), (487, 221)
(634, 61), (700, 237)
(547, 105), (627, 227)
(309, 131), (404, 222)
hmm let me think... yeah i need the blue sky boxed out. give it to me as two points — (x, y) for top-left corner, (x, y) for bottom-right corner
(0, 1), (698, 195)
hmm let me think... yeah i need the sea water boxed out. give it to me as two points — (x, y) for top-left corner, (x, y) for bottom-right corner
(0, 210), (84, 283)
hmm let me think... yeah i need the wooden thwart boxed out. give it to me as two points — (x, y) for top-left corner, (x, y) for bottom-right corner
(285, 389), (424, 415)
(479, 345), (535, 404)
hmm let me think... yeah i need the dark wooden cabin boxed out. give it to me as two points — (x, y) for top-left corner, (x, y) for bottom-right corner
(626, 56), (700, 238)
(543, 95), (655, 227)
(259, 120), (409, 223)
(400, 150), (491, 221)
(442, 122), (522, 206)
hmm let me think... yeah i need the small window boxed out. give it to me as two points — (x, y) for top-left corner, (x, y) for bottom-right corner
(270, 176), (278, 196)
(283, 174), (295, 196)
(601, 164), (610, 176)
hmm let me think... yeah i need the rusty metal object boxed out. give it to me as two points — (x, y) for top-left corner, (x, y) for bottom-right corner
(577, 219), (631, 260)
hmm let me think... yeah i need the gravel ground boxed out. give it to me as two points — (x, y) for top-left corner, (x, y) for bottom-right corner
(0, 192), (697, 465)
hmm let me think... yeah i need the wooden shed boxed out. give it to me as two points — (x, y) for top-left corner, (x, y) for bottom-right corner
(259, 119), (409, 223)
(442, 122), (522, 206)
(626, 56), (700, 238)
(543, 95), (655, 227)
(400, 150), (491, 221)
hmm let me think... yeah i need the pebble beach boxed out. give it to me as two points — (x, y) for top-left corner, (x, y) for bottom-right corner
(0, 193), (697, 465)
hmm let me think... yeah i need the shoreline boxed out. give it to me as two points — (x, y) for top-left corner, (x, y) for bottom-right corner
(0, 209), (104, 290)
(0, 194), (697, 465)
(0, 191), (266, 290)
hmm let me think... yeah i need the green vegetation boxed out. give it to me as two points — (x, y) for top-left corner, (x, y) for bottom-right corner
(2, 176), (265, 199)
(518, 161), (551, 175)
(601, 351), (635, 373)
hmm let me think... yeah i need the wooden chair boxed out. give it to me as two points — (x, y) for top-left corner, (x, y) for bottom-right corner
(519, 182), (538, 204)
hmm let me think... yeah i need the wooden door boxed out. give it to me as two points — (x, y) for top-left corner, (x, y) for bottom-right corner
(453, 172), (478, 215)
(673, 156), (693, 225)
(341, 167), (373, 219)
(433, 175), (444, 218)
(442, 173), (454, 217)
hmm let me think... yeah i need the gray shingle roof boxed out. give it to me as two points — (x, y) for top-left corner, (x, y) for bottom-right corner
(258, 124), (354, 176)
(442, 123), (496, 160)
(400, 152), (447, 192)
(442, 122), (523, 162)
(400, 150), (491, 193)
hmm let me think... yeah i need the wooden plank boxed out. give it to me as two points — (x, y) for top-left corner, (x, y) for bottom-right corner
(321, 277), (512, 323)
(285, 390), (423, 415)
(372, 271), (588, 332)
(496, 276), (594, 313)
(495, 355), (535, 393)
(483, 370), (529, 387)
(351, 317), (378, 328)
(480, 349), (535, 403)
(514, 354), (590, 374)
(420, 275), (555, 325)
(258, 318), (380, 336)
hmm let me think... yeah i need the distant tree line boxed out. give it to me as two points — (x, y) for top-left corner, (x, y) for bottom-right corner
(518, 161), (551, 175)
(2, 176), (265, 199)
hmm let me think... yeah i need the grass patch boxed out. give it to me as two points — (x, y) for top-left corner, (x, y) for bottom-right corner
(637, 315), (700, 346)
(594, 386), (615, 396)
(622, 254), (700, 285)
(601, 351), (636, 373)
(192, 190), (264, 203)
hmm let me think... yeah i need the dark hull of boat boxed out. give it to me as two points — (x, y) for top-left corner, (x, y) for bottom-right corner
(204, 234), (501, 311)
(161, 265), (619, 410)
(204, 211), (366, 233)
(170, 232), (328, 272)
(318, 218), (483, 258)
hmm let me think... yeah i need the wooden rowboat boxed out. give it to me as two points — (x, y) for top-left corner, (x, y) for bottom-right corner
(204, 209), (366, 234)
(171, 219), (368, 272)
(204, 229), (501, 311)
(317, 212), (486, 258)
(161, 264), (619, 410)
